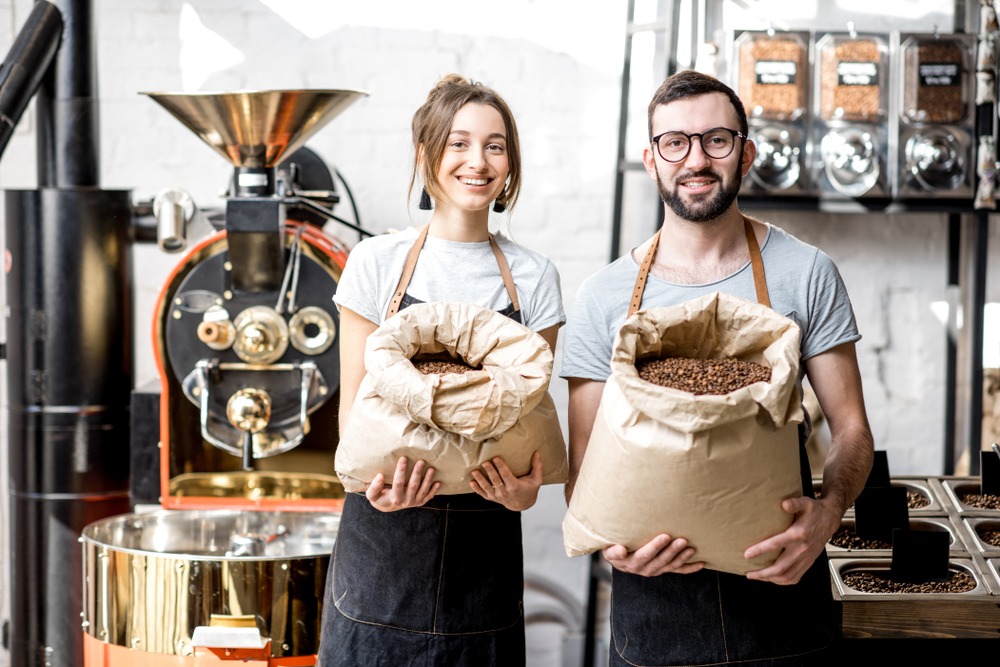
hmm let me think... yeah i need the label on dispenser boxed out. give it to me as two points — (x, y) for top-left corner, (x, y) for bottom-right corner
(918, 62), (960, 87)
(837, 61), (878, 86)
(755, 60), (797, 85)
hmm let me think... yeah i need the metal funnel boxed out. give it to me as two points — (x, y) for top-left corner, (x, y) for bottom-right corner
(142, 89), (369, 168)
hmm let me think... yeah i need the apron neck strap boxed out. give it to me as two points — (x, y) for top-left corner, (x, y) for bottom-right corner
(386, 224), (520, 319)
(628, 216), (771, 318)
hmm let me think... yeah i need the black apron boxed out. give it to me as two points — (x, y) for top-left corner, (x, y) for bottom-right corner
(319, 225), (527, 667)
(608, 218), (836, 667)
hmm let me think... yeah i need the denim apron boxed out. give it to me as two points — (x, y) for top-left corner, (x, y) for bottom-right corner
(608, 219), (835, 667)
(319, 225), (527, 666)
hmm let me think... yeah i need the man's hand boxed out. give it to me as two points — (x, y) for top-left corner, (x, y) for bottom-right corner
(603, 534), (705, 577)
(744, 495), (841, 585)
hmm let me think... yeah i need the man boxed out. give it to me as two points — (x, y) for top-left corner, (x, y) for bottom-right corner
(560, 70), (874, 666)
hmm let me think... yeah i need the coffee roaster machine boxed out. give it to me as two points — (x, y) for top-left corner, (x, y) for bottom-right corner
(1, 2), (368, 665)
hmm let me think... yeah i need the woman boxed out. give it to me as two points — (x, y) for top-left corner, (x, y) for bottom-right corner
(319, 74), (565, 666)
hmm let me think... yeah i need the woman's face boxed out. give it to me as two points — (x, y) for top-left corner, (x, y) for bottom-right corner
(433, 102), (509, 214)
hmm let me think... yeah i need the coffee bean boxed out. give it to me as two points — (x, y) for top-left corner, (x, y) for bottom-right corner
(977, 528), (1000, 547)
(830, 526), (892, 550)
(411, 358), (476, 375)
(958, 492), (1000, 510)
(843, 570), (976, 593)
(819, 37), (883, 121)
(902, 39), (967, 124)
(635, 356), (771, 395)
(738, 34), (808, 119)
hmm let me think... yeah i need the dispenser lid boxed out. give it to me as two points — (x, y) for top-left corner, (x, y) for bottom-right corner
(142, 89), (369, 168)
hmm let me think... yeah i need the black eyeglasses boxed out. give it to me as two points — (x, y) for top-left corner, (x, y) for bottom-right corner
(650, 127), (747, 163)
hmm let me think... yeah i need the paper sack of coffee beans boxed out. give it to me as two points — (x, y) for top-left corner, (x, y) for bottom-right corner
(335, 301), (568, 494)
(563, 292), (805, 575)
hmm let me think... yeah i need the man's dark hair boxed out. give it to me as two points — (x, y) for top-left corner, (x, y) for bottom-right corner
(647, 70), (748, 139)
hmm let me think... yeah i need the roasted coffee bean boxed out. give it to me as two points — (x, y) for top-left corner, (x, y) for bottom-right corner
(412, 358), (476, 375)
(842, 570), (976, 594)
(830, 526), (892, 550)
(958, 492), (1000, 510)
(819, 38), (883, 121)
(902, 40), (966, 124)
(636, 356), (771, 395)
(907, 490), (931, 509)
(977, 528), (1000, 547)
(738, 35), (808, 119)
(825, 488), (930, 510)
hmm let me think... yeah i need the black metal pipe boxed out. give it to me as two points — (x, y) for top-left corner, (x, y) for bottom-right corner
(0, 1), (62, 159)
(5, 188), (134, 666)
(36, 0), (99, 187)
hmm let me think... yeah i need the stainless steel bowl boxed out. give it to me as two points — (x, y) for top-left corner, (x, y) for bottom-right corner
(906, 128), (965, 192)
(750, 125), (801, 191)
(81, 509), (339, 657)
(821, 126), (880, 197)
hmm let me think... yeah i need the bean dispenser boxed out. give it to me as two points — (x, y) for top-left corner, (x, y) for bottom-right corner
(893, 31), (976, 199)
(733, 29), (814, 195)
(813, 30), (891, 200)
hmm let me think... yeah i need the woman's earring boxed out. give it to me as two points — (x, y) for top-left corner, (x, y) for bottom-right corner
(492, 199), (506, 213)
(419, 187), (432, 210)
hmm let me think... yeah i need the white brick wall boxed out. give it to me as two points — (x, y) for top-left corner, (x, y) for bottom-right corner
(0, 2), (998, 666)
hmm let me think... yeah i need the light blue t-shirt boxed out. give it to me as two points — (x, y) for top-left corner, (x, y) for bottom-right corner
(560, 223), (860, 382)
(334, 226), (566, 331)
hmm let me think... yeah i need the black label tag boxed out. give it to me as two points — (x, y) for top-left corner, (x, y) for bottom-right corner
(864, 450), (891, 488)
(854, 486), (909, 542)
(890, 528), (950, 583)
(918, 62), (960, 87)
(837, 61), (878, 86)
(981, 449), (1000, 495)
(755, 60), (797, 85)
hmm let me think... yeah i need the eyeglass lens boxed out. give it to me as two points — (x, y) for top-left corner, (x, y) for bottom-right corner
(655, 128), (738, 162)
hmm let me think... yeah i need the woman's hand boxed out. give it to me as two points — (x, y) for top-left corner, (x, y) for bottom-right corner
(470, 451), (544, 511)
(365, 456), (440, 512)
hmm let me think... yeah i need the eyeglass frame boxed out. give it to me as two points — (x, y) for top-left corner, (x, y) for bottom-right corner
(649, 127), (748, 163)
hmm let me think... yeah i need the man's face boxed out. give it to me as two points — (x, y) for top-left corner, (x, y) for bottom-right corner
(643, 92), (754, 223)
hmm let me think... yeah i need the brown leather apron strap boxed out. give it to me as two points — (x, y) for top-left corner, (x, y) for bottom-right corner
(627, 216), (770, 318)
(629, 229), (661, 318)
(489, 236), (521, 312)
(386, 224), (520, 319)
(744, 216), (771, 308)
(386, 224), (430, 318)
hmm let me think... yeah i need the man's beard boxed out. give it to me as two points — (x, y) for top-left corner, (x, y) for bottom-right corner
(657, 164), (742, 222)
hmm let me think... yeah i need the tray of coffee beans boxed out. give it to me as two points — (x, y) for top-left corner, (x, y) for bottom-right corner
(827, 516), (967, 558)
(939, 477), (1000, 515)
(960, 517), (1000, 557)
(814, 477), (943, 516)
(831, 557), (986, 598)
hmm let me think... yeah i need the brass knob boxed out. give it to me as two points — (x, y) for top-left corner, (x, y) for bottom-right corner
(226, 388), (272, 434)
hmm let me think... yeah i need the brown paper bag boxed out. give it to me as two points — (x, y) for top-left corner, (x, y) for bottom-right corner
(335, 301), (568, 495)
(562, 291), (805, 575)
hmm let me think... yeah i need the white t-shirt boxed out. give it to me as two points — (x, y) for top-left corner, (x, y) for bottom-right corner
(333, 226), (565, 331)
